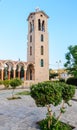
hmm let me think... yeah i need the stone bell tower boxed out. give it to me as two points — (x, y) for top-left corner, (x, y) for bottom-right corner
(27, 9), (49, 82)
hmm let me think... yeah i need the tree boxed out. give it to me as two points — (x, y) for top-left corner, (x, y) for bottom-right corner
(10, 78), (22, 98)
(30, 81), (75, 130)
(64, 45), (77, 77)
(3, 80), (10, 88)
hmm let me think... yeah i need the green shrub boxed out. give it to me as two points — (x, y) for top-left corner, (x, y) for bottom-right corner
(66, 77), (77, 86)
(60, 82), (75, 103)
(39, 116), (72, 130)
(30, 82), (62, 107)
(3, 80), (10, 88)
(10, 78), (22, 89)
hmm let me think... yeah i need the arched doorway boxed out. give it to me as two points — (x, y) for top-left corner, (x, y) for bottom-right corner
(26, 64), (35, 80)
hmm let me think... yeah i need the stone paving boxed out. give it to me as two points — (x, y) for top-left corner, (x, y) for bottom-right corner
(0, 89), (77, 130)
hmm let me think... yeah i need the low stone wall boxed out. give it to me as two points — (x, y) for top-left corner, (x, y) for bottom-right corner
(23, 80), (35, 88)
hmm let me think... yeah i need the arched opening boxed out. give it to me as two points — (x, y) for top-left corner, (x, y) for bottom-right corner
(16, 65), (19, 77)
(41, 46), (44, 55)
(30, 46), (32, 55)
(42, 20), (45, 31)
(4, 61), (14, 80)
(32, 20), (34, 31)
(30, 22), (32, 33)
(16, 63), (24, 80)
(38, 19), (41, 31)
(41, 34), (44, 42)
(20, 66), (24, 80)
(4, 64), (8, 80)
(26, 64), (35, 80)
(40, 59), (44, 67)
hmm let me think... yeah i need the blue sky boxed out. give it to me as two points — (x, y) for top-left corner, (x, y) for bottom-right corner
(0, 0), (77, 69)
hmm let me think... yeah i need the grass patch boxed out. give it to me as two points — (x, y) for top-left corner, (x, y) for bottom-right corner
(7, 96), (21, 100)
(16, 91), (30, 95)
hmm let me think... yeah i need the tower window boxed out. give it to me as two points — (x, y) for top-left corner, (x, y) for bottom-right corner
(40, 59), (44, 67)
(41, 46), (44, 55)
(30, 20), (34, 33)
(40, 14), (43, 17)
(30, 22), (32, 33)
(41, 34), (44, 41)
(32, 20), (34, 31)
(42, 20), (45, 31)
(30, 35), (32, 42)
(30, 46), (32, 55)
(38, 19), (41, 31)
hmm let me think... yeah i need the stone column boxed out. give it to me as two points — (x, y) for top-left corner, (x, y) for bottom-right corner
(8, 70), (10, 80)
(24, 69), (27, 81)
(13, 67), (16, 78)
(1, 68), (4, 81)
(18, 69), (20, 79)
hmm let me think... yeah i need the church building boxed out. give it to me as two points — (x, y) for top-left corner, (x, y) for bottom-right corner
(0, 9), (49, 86)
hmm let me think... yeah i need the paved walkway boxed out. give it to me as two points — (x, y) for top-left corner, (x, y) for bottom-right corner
(0, 89), (77, 130)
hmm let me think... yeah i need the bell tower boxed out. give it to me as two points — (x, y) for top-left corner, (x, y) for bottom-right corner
(27, 9), (49, 82)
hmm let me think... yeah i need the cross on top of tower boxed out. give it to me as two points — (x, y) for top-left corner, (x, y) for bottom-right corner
(35, 7), (40, 12)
